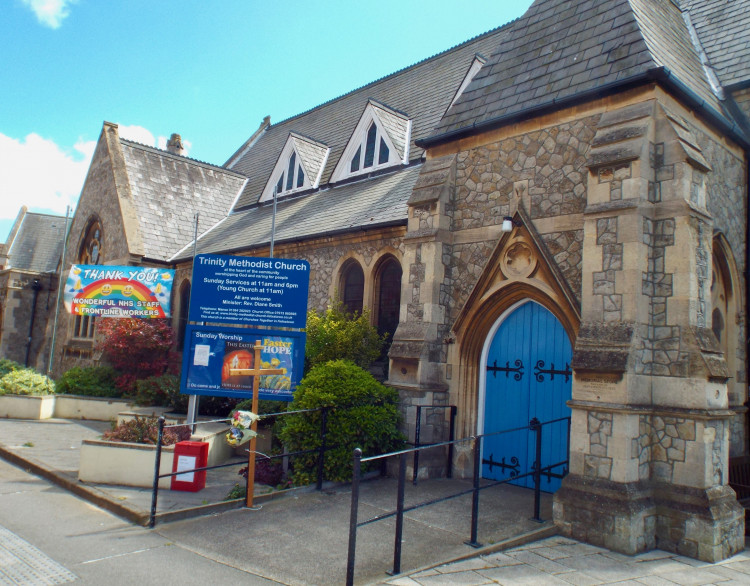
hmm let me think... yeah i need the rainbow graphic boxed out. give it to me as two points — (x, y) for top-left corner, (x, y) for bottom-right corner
(63, 265), (174, 319)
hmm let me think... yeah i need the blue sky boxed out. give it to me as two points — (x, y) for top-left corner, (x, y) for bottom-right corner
(0, 0), (533, 243)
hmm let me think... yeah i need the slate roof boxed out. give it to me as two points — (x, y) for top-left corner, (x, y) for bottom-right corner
(5, 212), (68, 273)
(428, 0), (738, 144)
(681, 0), (750, 89)
(226, 23), (514, 211)
(119, 140), (247, 262)
(172, 164), (420, 260)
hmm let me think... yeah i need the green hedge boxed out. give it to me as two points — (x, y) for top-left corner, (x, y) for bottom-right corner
(278, 360), (404, 484)
(56, 366), (120, 397)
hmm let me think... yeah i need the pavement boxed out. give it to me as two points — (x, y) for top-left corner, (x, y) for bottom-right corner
(0, 417), (750, 585)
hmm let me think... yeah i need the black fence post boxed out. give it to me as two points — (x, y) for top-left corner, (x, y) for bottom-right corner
(466, 436), (482, 548)
(346, 448), (362, 586)
(317, 407), (329, 490)
(412, 406), (422, 485)
(149, 416), (165, 528)
(447, 405), (457, 478)
(390, 452), (407, 576)
(531, 417), (543, 522)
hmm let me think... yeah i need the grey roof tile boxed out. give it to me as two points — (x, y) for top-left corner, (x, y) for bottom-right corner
(120, 140), (247, 262)
(681, 0), (750, 88)
(6, 212), (68, 273)
(430, 0), (737, 142)
(228, 24), (515, 211)
(175, 165), (420, 260)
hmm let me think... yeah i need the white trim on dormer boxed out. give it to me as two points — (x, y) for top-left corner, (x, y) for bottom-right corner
(330, 100), (411, 183)
(448, 54), (487, 110)
(260, 133), (330, 203)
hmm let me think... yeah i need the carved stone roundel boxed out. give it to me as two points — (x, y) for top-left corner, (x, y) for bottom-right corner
(502, 240), (536, 278)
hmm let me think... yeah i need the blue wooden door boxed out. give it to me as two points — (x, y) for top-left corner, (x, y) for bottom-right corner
(482, 301), (572, 492)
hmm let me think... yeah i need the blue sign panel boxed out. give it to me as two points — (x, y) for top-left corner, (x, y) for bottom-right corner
(180, 324), (305, 401)
(189, 254), (310, 329)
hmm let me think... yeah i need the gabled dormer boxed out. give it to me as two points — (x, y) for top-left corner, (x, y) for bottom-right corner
(448, 54), (486, 109)
(260, 133), (330, 203)
(330, 100), (411, 182)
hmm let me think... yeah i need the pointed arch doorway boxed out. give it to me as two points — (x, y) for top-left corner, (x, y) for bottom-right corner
(480, 300), (572, 492)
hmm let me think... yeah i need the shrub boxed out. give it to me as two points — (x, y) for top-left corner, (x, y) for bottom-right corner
(0, 369), (55, 396)
(102, 416), (191, 446)
(56, 366), (120, 397)
(278, 360), (404, 484)
(98, 318), (176, 394)
(0, 359), (24, 378)
(232, 398), (287, 417)
(133, 373), (180, 407)
(305, 302), (385, 371)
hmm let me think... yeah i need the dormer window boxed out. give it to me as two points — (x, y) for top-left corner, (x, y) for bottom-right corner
(350, 122), (390, 173)
(260, 133), (329, 203)
(331, 100), (410, 183)
(276, 151), (305, 194)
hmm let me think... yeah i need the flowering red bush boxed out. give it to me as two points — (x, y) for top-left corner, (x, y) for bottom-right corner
(98, 318), (176, 395)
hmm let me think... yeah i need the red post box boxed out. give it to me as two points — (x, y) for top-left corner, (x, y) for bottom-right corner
(171, 441), (209, 492)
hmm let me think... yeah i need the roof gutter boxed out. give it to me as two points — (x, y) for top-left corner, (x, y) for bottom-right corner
(417, 67), (750, 151)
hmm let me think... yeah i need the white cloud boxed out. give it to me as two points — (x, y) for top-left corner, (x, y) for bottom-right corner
(22, 0), (77, 29)
(121, 125), (191, 156)
(0, 124), (190, 227)
(0, 132), (94, 222)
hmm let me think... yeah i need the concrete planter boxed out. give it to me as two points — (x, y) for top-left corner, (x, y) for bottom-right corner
(53, 395), (137, 421)
(79, 439), (175, 489)
(0, 394), (56, 420)
(78, 424), (234, 489)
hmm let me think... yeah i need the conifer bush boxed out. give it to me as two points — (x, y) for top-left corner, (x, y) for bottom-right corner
(278, 360), (404, 484)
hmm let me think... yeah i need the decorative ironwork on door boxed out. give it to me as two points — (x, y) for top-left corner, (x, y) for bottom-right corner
(482, 301), (573, 492)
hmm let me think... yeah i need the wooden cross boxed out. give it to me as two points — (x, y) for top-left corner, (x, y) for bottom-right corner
(229, 339), (285, 507)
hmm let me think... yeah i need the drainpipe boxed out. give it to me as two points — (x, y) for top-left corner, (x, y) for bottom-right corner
(745, 156), (750, 456)
(25, 279), (43, 367)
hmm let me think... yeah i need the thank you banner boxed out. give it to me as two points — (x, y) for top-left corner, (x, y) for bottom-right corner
(63, 265), (175, 318)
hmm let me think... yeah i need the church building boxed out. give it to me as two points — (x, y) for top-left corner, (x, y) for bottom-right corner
(32, 0), (750, 562)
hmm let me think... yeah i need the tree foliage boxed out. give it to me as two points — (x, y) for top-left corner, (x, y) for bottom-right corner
(305, 302), (385, 371)
(97, 318), (175, 394)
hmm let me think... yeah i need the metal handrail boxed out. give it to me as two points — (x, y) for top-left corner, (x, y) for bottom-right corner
(345, 416), (571, 585)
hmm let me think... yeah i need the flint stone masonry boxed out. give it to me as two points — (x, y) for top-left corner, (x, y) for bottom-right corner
(585, 411), (613, 479)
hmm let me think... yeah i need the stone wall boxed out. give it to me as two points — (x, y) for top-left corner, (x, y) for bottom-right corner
(0, 271), (58, 370)
(448, 115), (597, 321)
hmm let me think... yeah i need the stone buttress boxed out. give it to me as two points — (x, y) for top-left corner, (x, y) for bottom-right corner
(554, 100), (745, 562)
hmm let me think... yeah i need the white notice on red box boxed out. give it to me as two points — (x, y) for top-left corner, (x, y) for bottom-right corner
(175, 455), (196, 482)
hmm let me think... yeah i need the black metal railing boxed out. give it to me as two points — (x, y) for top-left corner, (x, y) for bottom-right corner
(148, 406), (348, 528)
(345, 416), (571, 585)
(410, 405), (457, 484)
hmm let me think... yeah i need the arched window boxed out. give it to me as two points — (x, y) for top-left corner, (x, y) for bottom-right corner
(341, 261), (364, 316)
(711, 234), (741, 418)
(73, 220), (102, 339)
(375, 257), (402, 341)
